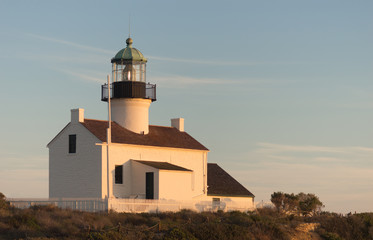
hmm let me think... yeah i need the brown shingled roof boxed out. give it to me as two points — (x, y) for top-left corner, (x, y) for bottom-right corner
(81, 119), (208, 151)
(134, 160), (192, 172)
(207, 163), (254, 197)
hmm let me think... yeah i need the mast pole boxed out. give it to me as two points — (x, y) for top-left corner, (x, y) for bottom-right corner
(107, 75), (112, 199)
(108, 75), (112, 133)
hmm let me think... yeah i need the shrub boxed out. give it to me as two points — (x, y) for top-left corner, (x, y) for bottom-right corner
(164, 227), (196, 240)
(319, 230), (343, 240)
(0, 193), (9, 210)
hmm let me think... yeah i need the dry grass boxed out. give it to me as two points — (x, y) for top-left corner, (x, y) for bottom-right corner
(2, 194), (373, 240)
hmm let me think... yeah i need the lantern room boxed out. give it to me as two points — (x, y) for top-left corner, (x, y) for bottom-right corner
(102, 38), (156, 102)
(111, 37), (147, 82)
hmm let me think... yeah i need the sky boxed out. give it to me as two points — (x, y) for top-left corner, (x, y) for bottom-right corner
(0, 0), (372, 213)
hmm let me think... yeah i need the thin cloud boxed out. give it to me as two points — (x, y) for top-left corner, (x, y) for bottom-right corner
(151, 75), (292, 87)
(337, 102), (373, 110)
(26, 33), (305, 67)
(55, 70), (248, 87)
(12, 53), (106, 65)
(0, 153), (47, 170)
(152, 75), (239, 86)
(56, 69), (105, 83)
(314, 157), (346, 163)
(26, 33), (309, 67)
(27, 33), (113, 54)
(148, 55), (259, 66)
(27, 33), (236, 66)
(256, 142), (373, 156)
(230, 162), (373, 213)
(242, 142), (373, 169)
(148, 55), (307, 66)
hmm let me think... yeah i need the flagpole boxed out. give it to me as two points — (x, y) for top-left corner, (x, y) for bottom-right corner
(106, 75), (112, 199)
(108, 75), (112, 134)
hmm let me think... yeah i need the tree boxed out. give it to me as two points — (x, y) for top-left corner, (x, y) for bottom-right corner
(271, 192), (299, 214)
(0, 192), (9, 210)
(297, 192), (323, 216)
(283, 193), (299, 214)
(271, 192), (285, 213)
(270, 191), (324, 216)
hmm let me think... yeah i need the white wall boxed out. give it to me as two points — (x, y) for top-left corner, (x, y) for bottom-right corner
(48, 122), (102, 198)
(204, 195), (255, 209)
(101, 143), (208, 200)
(130, 161), (159, 199)
(158, 170), (192, 200)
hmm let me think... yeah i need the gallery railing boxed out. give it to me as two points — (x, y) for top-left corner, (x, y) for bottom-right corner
(101, 82), (156, 102)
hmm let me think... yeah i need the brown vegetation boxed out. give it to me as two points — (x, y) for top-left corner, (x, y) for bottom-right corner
(1, 193), (373, 240)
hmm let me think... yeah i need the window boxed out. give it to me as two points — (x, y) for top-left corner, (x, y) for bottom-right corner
(69, 134), (76, 153)
(115, 165), (123, 184)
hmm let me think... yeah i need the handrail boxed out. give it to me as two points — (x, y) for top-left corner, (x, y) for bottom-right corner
(101, 82), (156, 101)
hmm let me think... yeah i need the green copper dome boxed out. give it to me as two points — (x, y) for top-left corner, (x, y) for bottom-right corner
(111, 38), (147, 63)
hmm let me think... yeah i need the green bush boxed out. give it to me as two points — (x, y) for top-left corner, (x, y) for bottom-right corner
(320, 231), (344, 240)
(164, 227), (196, 240)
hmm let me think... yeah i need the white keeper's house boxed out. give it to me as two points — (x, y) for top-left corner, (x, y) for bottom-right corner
(47, 37), (254, 212)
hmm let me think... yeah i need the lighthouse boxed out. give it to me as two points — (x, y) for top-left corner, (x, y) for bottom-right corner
(101, 37), (156, 134)
(47, 36), (254, 211)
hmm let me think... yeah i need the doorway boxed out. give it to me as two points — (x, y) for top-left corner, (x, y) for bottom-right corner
(145, 172), (154, 199)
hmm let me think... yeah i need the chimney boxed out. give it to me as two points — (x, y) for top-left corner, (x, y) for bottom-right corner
(171, 118), (184, 132)
(71, 108), (84, 123)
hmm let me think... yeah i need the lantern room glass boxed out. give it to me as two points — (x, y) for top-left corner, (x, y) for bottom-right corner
(112, 62), (146, 83)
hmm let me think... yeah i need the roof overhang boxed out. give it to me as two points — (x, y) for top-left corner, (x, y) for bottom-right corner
(133, 160), (192, 172)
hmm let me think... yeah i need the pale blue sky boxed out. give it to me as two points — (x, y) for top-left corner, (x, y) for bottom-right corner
(0, 0), (372, 213)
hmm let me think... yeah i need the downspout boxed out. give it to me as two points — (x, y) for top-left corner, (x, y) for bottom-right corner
(203, 152), (207, 194)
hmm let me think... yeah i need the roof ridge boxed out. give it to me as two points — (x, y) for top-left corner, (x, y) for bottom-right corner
(150, 125), (174, 129)
(84, 118), (108, 122)
(84, 119), (173, 129)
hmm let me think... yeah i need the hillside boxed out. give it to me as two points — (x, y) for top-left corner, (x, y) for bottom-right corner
(1, 199), (373, 240)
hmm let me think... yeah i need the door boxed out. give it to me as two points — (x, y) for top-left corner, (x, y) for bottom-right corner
(146, 172), (154, 199)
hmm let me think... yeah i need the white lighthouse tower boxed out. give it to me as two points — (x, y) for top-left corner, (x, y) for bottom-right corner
(101, 37), (156, 134)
